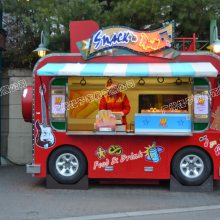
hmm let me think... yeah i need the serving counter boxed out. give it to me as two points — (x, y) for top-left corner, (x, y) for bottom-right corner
(135, 112), (192, 135)
(66, 131), (192, 136)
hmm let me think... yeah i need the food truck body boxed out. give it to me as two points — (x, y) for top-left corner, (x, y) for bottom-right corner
(23, 21), (220, 186)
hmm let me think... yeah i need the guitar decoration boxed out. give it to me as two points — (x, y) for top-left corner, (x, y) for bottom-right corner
(36, 84), (55, 149)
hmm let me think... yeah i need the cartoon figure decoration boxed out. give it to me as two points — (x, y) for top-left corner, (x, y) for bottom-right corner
(199, 135), (220, 156)
(96, 147), (106, 159)
(160, 118), (167, 127)
(36, 85), (55, 149)
(210, 107), (220, 130)
(144, 142), (164, 163)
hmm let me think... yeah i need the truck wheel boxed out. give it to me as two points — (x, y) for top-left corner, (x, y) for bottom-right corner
(171, 147), (212, 186)
(48, 146), (87, 184)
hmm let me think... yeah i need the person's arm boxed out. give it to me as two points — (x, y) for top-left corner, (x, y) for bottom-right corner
(122, 94), (130, 115)
(99, 96), (107, 110)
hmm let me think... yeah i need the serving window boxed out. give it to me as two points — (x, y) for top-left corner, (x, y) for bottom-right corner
(67, 77), (105, 131)
(49, 76), (212, 134)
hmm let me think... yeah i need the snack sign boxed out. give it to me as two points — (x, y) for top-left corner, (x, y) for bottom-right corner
(77, 21), (174, 59)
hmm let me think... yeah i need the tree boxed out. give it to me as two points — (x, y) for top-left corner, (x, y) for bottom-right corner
(100, 0), (220, 37)
(2, 0), (102, 68)
(2, 0), (220, 69)
(170, 0), (220, 38)
(100, 0), (171, 29)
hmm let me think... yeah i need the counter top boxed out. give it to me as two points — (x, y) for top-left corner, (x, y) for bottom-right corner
(66, 130), (192, 136)
(141, 110), (188, 114)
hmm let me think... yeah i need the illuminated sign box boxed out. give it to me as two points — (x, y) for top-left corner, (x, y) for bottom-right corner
(135, 113), (192, 134)
(77, 21), (174, 60)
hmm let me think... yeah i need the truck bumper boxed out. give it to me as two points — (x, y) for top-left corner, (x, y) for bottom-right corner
(26, 163), (41, 174)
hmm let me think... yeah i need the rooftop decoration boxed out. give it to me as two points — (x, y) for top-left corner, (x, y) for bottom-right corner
(77, 21), (176, 60)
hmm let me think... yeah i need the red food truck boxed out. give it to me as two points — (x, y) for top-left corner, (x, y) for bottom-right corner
(23, 20), (220, 187)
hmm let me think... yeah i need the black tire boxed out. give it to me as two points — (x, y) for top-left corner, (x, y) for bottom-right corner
(48, 146), (87, 184)
(171, 147), (212, 186)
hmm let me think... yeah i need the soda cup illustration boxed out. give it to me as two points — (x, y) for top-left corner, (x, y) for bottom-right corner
(149, 148), (160, 162)
(145, 143), (164, 163)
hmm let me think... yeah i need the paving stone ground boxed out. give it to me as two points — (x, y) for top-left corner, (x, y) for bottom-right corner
(0, 165), (220, 220)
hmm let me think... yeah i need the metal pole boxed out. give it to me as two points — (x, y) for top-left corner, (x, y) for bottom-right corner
(0, 0), (3, 165)
(0, 0), (5, 165)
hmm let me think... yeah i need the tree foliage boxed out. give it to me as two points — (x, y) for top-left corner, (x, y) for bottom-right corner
(2, 0), (102, 68)
(2, 0), (220, 69)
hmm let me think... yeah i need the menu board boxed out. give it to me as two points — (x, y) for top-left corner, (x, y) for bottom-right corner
(51, 86), (66, 120)
(193, 93), (209, 123)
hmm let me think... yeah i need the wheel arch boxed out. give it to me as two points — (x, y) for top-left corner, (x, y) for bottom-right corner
(46, 144), (88, 175)
(170, 145), (214, 174)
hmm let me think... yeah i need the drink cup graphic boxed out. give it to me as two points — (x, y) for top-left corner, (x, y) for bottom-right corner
(149, 148), (160, 162)
(145, 144), (164, 163)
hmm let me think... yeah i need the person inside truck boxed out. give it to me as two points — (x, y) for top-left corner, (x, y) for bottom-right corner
(99, 79), (131, 125)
